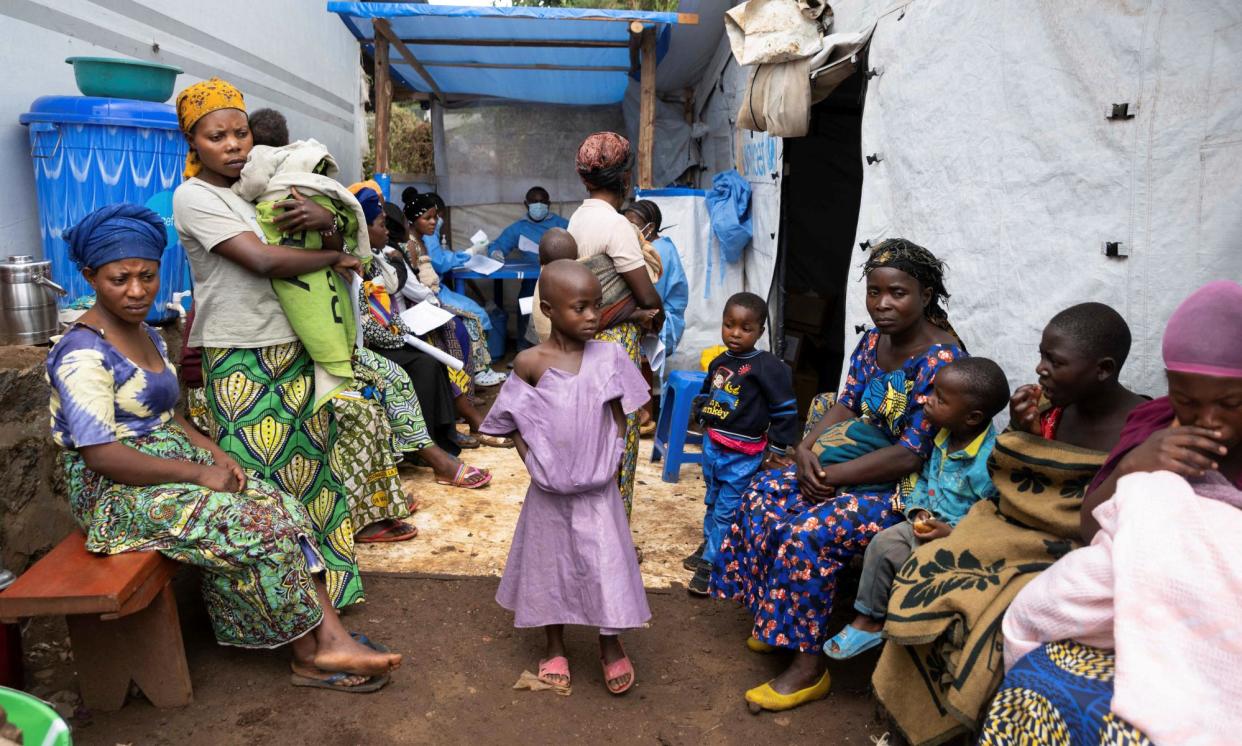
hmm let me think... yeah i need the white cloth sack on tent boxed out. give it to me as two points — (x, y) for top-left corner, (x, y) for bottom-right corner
(725, 0), (823, 65)
(738, 32), (867, 137)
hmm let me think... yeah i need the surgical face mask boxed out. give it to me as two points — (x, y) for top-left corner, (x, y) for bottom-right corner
(528, 202), (550, 221)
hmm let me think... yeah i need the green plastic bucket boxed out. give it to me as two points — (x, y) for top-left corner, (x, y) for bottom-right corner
(65, 57), (182, 103)
(0, 687), (71, 746)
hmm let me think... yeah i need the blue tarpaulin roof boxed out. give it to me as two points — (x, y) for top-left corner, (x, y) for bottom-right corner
(327, 3), (686, 106)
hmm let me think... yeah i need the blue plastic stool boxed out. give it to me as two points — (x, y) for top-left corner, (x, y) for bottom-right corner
(651, 370), (707, 483)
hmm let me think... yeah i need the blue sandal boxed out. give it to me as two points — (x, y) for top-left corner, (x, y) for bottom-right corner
(823, 625), (884, 660)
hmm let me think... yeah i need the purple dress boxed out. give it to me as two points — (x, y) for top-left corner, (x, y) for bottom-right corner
(480, 341), (652, 631)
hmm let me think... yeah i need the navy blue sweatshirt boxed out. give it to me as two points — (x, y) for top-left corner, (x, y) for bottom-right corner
(694, 349), (798, 451)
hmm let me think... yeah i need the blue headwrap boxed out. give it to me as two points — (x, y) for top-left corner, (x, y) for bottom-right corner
(64, 204), (166, 270)
(353, 187), (383, 226)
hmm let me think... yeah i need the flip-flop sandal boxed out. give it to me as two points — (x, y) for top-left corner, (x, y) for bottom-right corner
(290, 671), (390, 693)
(537, 656), (571, 688)
(407, 498), (424, 513)
(351, 632), (390, 653)
(356, 521), (419, 543)
(639, 420), (656, 438)
(823, 625), (884, 660)
(475, 433), (515, 449)
(600, 641), (635, 695)
(436, 463), (493, 489)
(455, 432), (481, 449)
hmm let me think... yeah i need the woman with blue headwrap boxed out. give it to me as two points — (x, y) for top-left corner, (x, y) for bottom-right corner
(46, 204), (402, 692)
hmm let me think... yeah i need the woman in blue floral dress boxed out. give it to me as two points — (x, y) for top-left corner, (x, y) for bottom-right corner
(48, 204), (401, 692)
(710, 239), (966, 711)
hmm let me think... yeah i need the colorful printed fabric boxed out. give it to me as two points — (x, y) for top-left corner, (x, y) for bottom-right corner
(439, 301), (492, 376)
(595, 321), (642, 516)
(185, 386), (218, 438)
(839, 328), (962, 459)
(47, 324), (178, 449)
(202, 342), (363, 608)
(175, 77), (245, 178)
(62, 425), (323, 648)
(354, 347), (433, 454)
(708, 329), (965, 654)
(710, 464), (900, 651)
(331, 394), (410, 532)
(979, 641), (1152, 746)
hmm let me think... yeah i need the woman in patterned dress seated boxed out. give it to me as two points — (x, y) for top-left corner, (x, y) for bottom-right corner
(47, 205), (401, 693)
(709, 239), (966, 711)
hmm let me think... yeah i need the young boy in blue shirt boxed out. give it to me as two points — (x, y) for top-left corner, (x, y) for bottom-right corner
(688, 292), (798, 596)
(824, 357), (1011, 658)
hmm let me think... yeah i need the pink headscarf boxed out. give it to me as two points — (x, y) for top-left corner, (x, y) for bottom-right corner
(1163, 280), (1242, 378)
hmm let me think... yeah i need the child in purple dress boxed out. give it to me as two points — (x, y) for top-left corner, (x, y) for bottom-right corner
(480, 260), (651, 696)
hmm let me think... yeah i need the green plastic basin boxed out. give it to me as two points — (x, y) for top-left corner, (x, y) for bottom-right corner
(65, 57), (182, 103)
(0, 687), (71, 745)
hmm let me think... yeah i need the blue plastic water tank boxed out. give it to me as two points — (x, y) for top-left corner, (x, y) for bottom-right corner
(20, 96), (192, 322)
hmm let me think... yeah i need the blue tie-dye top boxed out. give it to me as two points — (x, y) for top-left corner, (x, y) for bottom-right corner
(46, 323), (179, 449)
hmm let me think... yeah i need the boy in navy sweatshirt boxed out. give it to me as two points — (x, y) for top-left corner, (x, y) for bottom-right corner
(687, 292), (798, 595)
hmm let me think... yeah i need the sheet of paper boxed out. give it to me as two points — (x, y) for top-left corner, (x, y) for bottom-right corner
(518, 295), (534, 316)
(517, 234), (539, 256)
(470, 229), (489, 246)
(463, 253), (504, 276)
(399, 300), (455, 336)
(350, 273), (364, 350)
(640, 334), (666, 373)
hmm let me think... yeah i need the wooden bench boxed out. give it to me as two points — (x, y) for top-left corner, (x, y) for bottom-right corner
(0, 531), (192, 711)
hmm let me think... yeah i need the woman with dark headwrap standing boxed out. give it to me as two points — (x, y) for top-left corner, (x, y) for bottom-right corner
(567, 132), (665, 516)
(709, 239), (967, 711)
(47, 205), (400, 691)
(171, 78), (365, 608)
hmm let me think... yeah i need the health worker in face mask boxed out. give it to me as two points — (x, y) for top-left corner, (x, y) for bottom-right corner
(489, 186), (570, 346)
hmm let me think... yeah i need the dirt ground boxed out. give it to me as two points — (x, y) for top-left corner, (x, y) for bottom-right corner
(25, 574), (891, 746)
(356, 433), (709, 588)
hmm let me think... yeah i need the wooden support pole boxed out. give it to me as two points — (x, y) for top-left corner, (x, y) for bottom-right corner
(638, 26), (657, 190)
(373, 35), (392, 176)
(375, 19), (444, 102)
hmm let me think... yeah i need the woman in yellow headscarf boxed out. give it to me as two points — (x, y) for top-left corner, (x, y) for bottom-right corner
(171, 78), (367, 611)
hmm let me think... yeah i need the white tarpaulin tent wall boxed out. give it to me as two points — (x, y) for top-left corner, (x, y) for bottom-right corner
(825, 0), (1242, 398)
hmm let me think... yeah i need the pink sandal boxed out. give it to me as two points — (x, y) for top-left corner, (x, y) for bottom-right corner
(435, 463), (492, 489)
(600, 641), (635, 695)
(537, 656), (571, 688)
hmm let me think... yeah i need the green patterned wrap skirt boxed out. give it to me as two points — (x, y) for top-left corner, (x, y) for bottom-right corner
(203, 341), (363, 608)
(63, 424), (324, 648)
(331, 394), (411, 532)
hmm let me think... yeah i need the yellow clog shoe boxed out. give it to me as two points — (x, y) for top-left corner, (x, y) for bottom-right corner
(744, 671), (832, 712)
(745, 637), (777, 654)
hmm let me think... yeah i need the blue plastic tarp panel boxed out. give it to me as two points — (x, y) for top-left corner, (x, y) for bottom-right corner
(328, 2), (677, 105)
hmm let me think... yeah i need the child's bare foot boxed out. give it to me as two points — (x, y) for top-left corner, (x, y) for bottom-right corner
(599, 635), (633, 692)
(314, 634), (402, 677)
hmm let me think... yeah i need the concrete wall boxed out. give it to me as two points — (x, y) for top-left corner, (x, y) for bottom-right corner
(1, 0), (365, 258)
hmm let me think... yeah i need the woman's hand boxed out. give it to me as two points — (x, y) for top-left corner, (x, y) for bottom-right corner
(1009, 384), (1043, 435)
(333, 252), (362, 278)
(214, 453), (248, 491)
(1114, 425), (1227, 480)
(272, 187), (335, 233)
(195, 463), (243, 493)
(794, 443), (834, 500)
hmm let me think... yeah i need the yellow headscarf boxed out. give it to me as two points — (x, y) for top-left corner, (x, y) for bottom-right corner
(175, 77), (246, 179)
(348, 180), (384, 198)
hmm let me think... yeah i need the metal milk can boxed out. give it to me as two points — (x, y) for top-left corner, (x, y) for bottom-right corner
(0, 255), (67, 345)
